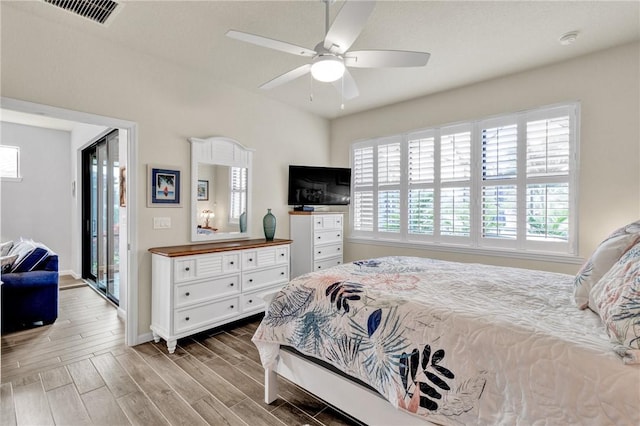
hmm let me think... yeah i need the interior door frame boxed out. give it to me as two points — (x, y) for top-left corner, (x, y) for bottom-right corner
(1, 97), (140, 347)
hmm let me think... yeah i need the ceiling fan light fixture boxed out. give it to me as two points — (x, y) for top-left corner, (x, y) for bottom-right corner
(310, 54), (345, 82)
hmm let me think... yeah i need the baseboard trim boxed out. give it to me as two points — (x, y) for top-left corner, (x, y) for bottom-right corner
(136, 332), (153, 346)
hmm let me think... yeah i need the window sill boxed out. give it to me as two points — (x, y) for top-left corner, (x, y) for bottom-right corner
(346, 236), (584, 265)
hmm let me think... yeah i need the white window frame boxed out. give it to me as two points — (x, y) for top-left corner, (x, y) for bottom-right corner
(0, 145), (22, 182)
(349, 102), (580, 261)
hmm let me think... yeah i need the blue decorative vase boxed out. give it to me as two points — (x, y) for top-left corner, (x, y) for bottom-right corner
(263, 208), (276, 241)
(239, 211), (247, 233)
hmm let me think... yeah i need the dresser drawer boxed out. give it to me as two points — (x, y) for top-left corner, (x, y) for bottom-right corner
(242, 284), (286, 314)
(243, 265), (289, 291)
(242, 245), (290, 270)
(314, 257), (343, 272)
(174, 252), (240, 283)
(313, 214), (343, 231)
(314, 243), (342, 260)
(174, 297), (240, 334)
(314, 229), (343, 246)
(174, 275), (240, 308)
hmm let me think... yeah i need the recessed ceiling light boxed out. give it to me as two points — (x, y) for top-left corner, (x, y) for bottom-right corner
(559, 31), (579, 46)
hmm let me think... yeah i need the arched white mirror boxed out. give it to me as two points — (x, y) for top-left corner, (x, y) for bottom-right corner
(189, 136), (253, 242)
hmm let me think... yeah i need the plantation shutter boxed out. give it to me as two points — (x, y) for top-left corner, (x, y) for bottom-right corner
(481, 122), (518, 240)
(525, 113), (571, 241)
(440, 129), (471, 237)
(350, 103), (577, 255)
(229, 167), (247, 220)
(353, 146), (374, 231)
(378, 143), (401, 233)
(408, 134), (435, 235)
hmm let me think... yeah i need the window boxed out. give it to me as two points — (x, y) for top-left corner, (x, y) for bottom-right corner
(229, 166), (247, 222)
(351, 103), (578, 256)
(0, 145), (20, 179)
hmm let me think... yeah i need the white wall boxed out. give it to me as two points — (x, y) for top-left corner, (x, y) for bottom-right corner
(331, 42), (640, 274)
(0, 123), (73, 271)
(0, 4), (330, 336)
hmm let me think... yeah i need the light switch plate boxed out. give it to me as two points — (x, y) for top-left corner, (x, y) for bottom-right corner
(153, 217), (171, 229)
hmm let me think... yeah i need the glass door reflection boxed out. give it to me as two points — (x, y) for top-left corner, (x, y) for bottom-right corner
(82, 130), (119, 305)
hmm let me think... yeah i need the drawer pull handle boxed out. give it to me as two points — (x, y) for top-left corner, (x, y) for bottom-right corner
(337, 234), (341, 237)
(248, 299), (253, 303)
(249, 258), (253, 262)
(185, 267), (190, 271)
(185, 317), (190, 321)
(230, 283), (234, 287)
(280, 253), (285, 256)
(249, 279), (253, 283)
(337, 248), (341, 251)
(280, 272), (285, 275)
(317, 251), (321, 254)
(230, 261), (234, 265)
(230, 305), (234, 309)
(317, 236), (321, 239)
(185, 292), (190, 296)
(317, 266), (322, 269)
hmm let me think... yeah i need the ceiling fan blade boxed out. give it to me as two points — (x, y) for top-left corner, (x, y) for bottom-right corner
(226, 30), (316, 57)
(345, 50), (431, 68)
(259, 64), (312, 90)
(323, 1), (376, 54)
(332, 69), (359, 100)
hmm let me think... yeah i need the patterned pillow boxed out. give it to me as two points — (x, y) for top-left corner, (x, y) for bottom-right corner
(590, 242), (640, 364)
(11, 247), (50, 273)
(574, 220), (640, 309)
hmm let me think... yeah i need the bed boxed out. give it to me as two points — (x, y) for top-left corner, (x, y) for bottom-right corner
(252, 254), (640, 425)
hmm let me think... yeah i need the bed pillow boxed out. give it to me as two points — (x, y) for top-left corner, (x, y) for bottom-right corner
(574, 220), (640, 309)
(590, 242), (640, 364)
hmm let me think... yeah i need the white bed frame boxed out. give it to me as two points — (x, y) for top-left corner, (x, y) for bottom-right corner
(261, 293), (432, 426)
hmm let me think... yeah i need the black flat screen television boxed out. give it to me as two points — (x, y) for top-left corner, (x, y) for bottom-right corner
(288, 165), (351, 207)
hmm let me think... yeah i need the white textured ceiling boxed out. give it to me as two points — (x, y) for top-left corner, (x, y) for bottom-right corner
(4, 0), (640, 119)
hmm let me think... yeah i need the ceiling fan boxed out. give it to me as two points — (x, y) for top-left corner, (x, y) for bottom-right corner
(226, 0), (430, 101)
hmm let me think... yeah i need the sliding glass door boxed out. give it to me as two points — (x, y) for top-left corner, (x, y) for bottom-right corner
(82, 130), (120, 305)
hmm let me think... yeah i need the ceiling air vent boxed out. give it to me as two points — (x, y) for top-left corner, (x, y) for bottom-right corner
(43, 0), (120, 25)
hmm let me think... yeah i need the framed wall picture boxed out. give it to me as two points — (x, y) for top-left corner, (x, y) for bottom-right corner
(197, 180), (209, 201)
(148, 165), (181, 207)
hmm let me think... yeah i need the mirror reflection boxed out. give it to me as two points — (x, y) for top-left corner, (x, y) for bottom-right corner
(195, 164), (248, 235)
(190, 136), (253, 242)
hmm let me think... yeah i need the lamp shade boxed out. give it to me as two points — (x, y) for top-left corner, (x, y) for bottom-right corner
(310, 55), (345, 83)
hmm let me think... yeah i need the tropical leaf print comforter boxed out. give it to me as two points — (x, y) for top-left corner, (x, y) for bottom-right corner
(252, 256), (640, 425)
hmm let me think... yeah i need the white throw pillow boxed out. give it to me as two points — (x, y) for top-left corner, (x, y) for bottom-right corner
(0, 241), (13, 257)
(7, 239), (38, 266)
(574, 220), (640, 309)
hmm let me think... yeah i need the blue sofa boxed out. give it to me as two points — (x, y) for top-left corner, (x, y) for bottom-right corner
(1, 254), (59, 333)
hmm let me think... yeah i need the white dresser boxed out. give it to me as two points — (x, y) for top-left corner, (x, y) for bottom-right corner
(290, 212), (344, 279)
(149, 239), (291, 353)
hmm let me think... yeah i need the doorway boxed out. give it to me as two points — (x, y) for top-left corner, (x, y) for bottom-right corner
(81, 130), (120, 305)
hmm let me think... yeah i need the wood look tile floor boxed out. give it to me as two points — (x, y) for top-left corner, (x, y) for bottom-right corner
(1, 286), (363, 426)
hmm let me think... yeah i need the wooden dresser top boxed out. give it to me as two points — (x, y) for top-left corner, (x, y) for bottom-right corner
(149, 238), (292, 257)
